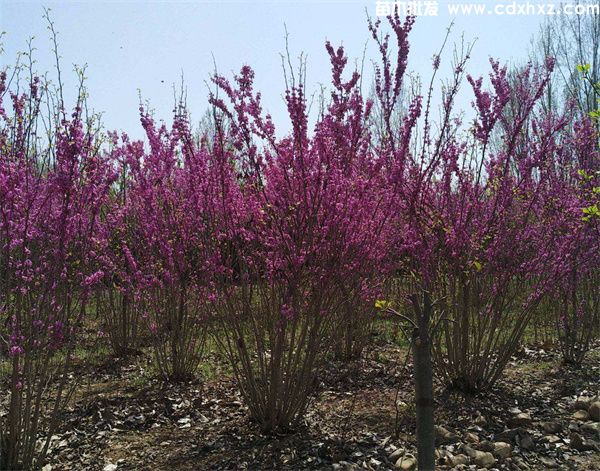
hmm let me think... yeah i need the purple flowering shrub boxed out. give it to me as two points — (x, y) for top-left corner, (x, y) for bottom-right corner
(205, 52), (391, 431)
(111, 105), (230, 382)
(369, 13), (600, 392)
(544, 117), (600, 365)
(95, 134), (143, 357)
(0, 69), (115, 468)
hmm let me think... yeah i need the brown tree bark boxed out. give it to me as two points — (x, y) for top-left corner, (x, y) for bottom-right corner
(411, 291), (435, 471)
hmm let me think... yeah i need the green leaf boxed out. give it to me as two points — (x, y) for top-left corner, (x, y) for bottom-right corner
(578, 169), (593, 181)
(582, 205), (600, 221)
(375, 299), (392, 310)
(577, 63), (591, 73)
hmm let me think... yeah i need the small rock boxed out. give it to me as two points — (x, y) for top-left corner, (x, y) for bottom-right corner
(337, 461), (359, 471)
(589, 401), (600, 422)
(574, 396), (592, 411)
(509, 412), (532, 428)
(495, 428), (522, 443)
(541, 421), (562, 434)
(435, 448), (452, 460)
(570, 432), (599, 451)
(474, 414), (487, 426)
(435, 425), (459, 445)
(463, 446), (496, 468)
(450, 454), (469, 466)
(581, 422), (600, 435)
(388, 449), (404, 462)
(539, 456), (558, 468)
(493, 442), (512, 460)
(512, 456), (531, 470)
(177, 416), (192, 428)
(568, 421), (580, 432)
(465, 432), (479, 444)
(518, 434), (534, 450)
(541, 434), (561, 444)
(435, 449), (452, 466)
(570, 432), (587, 450)
(474, 451), (496, 468)
(103, 465), (118, 471)
(478, 440), (494, 452)
(340, 462), (354, 471)
(573, 410), (589, 421)
(395, 454), (416, 470)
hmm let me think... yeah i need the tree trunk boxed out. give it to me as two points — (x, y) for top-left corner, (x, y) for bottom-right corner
(411, 291), (435, 471)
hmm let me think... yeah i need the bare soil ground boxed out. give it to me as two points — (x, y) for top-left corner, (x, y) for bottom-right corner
(41, 336), (600, 471)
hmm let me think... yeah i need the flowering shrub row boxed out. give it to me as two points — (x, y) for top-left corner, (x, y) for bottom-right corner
(1, 12), (599, 469)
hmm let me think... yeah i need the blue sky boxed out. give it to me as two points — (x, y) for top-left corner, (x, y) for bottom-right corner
(1, 1), (547, 138)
